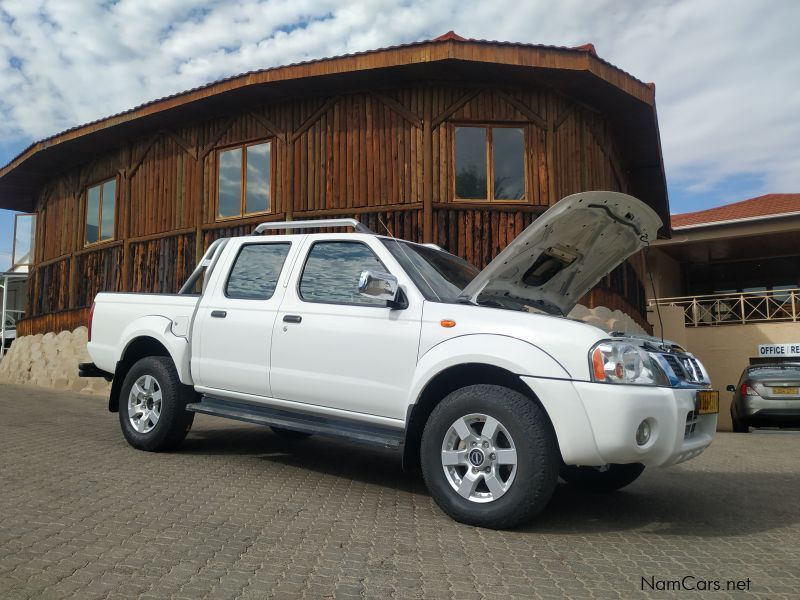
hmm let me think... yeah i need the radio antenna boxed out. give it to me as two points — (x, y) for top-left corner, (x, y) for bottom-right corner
(643, 239), (664, 346)
(377, 216), (441, 301)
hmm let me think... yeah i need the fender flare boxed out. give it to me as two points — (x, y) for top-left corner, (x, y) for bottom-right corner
(116, 315), (192, 385)
(407, 333), (570, 411)
(400, 334), (571, 469)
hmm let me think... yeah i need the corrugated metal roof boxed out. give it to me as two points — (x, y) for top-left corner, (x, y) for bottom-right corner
(0, 33), (649, 171)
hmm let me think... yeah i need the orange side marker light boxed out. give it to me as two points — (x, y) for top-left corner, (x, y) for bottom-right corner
(591, 347), (606, 381)
(440, 319), (456, 328)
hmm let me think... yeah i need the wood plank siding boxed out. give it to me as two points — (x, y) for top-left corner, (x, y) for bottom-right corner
(21, 84), (652, 335)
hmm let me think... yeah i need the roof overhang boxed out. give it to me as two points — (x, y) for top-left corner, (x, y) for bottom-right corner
(0, 38), (668, 226)
(654, 212), (800, 263)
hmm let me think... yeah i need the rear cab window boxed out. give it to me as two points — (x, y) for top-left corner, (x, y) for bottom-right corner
(298, 241), (387, 307)
(225, 243), (291, 300)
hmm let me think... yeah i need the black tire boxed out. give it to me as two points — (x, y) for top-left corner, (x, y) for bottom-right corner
(559, 463), (645, 492)
(270, 426), (312, 440)
(118, 356), (195, 452)
(420, 384), (559, 529)
(731, 416), (749, 433)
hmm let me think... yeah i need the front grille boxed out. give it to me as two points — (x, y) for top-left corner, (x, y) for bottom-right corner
(661, 353), (706, 384)
(663, 354), (683, 376)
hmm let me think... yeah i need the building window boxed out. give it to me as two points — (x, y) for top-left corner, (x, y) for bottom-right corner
(217, 140), (272, 219)
(454, 125), (526, 201)
(85, 178), (117, 245)
(12, 213), (36, 267)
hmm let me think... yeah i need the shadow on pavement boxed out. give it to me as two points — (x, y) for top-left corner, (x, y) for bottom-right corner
(182, 424), (798, 538)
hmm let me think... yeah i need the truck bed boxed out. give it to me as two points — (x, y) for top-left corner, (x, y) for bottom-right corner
(89, 293), (200, 374)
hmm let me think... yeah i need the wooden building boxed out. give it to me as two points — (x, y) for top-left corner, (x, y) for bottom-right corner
(0, 34), (669, 336)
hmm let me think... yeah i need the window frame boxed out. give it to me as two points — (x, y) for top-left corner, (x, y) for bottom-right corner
(297, 240), (391, 308)
(223, 241), (292, 301)
(83, 176), (118, 247)
(452, 123), (528, 203)
(215, 138), (275, 221)
(11, 212), (36, 268)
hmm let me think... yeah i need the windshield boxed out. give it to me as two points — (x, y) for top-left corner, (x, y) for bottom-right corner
(381, 239), (479, 303)
(747, 365), (800, 379)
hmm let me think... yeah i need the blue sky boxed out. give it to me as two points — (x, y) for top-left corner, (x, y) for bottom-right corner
(1, 0), (798, 271)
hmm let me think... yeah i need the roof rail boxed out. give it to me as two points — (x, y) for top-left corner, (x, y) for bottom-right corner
(252, 218), (374, 235)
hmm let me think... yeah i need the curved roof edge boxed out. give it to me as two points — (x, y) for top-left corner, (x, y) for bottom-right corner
(1, 35), (654, 179)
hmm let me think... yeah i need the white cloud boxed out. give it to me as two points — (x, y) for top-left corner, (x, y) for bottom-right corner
(0, 0), (798, 200)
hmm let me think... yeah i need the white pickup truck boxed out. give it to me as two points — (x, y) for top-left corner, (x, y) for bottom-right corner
(82, 191), (718, 529)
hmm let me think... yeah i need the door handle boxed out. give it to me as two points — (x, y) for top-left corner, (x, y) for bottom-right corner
(283, 315), (302, 323)
(211, 310), (227, 318)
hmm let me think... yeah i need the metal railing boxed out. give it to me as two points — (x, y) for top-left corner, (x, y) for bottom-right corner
(648, 288), (799, 327)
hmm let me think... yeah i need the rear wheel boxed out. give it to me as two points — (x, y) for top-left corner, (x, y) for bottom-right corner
(420, 384), (559, 529)
(119, 356), (194, 452)
(731, 417), (749, 433)
(559, 463), (645, 492)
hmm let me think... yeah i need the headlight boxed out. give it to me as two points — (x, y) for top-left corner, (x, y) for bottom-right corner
(590, 340), (666, 386)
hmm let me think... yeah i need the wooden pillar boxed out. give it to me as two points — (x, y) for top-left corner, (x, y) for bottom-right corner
(545, 92), (556, 205)
(285, 136), (294, 222)
(422, 90), (433, 242)
(67, 177), (83, 310)
(121, 150), (133, 290)
(194, 155), (205, 262)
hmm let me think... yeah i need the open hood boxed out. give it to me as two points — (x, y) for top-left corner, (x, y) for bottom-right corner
(458, 192), (663, 315)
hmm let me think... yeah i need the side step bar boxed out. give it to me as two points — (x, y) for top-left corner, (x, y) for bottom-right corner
(185, 396), (404, 449)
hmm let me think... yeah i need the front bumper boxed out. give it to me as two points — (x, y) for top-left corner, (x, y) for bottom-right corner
(522, 377), (717, 468)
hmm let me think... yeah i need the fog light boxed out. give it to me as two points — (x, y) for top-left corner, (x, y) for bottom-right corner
(636, 420), (651, 446)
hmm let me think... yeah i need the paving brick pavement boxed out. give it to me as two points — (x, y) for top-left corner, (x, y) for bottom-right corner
(0, 383), (798, 599)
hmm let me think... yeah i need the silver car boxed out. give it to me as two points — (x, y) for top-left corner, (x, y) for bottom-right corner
(727, 363), (800, 432)
(2, 314), (15, 349)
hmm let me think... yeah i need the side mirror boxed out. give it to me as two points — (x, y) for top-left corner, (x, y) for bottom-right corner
(726, 385), (736, 393)
(358, 270), (407, 309)
(359, 270), (399, 301)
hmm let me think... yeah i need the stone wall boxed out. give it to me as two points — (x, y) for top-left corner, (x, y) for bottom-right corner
(568, 304), (647, 336)
(0, 304), (643, 397)
(0, 327), (109, 395)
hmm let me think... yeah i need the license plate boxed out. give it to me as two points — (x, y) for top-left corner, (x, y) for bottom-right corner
(696, 390), (719, 414)
(773, 387), (798, 395)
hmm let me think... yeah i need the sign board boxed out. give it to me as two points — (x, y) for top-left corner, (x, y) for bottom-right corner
(758, 344), (800, 358)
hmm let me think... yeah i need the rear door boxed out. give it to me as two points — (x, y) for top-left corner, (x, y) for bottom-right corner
(192, 238), (298, 397)
(269, 236), (423, 420)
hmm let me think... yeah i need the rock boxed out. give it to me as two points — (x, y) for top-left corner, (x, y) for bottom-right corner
(0, 328), (110, 396)
(568, 303), (647, 336)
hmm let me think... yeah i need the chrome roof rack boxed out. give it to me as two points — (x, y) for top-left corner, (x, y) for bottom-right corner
(252, 218), (374, 235)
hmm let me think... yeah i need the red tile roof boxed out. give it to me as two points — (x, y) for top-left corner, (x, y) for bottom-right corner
(671, 194), (800, 228)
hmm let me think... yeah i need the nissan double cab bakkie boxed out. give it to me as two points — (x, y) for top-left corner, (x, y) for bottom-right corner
(82, 192), (718, 529)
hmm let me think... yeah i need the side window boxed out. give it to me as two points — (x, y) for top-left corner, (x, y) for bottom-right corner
(225, 243), (291, 300)
(299, 241), (387, 306)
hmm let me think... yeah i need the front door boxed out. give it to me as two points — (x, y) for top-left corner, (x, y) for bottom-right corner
(270, 238), (422, 421)
(192, 240), (295, 397)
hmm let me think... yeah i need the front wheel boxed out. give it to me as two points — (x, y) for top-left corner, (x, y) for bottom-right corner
(420, 384), (559, 529)
(559, 463), (645, 492)
(119, 356), (195, 452)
